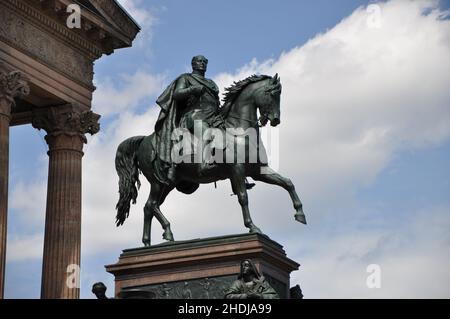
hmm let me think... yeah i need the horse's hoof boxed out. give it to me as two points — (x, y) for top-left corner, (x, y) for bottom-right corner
(163, 231), (174, 241)
(294, 212), (307, 225)
(143, 241), (151, 247)
(249, 226), (262, 234)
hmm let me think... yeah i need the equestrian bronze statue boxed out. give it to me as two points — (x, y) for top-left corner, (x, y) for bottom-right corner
(115, 55), (306, 246)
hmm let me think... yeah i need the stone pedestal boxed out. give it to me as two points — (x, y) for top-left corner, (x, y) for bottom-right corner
(105, 233), (299, 299)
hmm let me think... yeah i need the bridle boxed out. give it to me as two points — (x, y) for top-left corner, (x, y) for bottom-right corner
(226, 82), (276, 128)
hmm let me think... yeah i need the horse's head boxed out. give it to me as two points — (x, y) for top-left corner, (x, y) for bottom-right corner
(255, 74), (282, 127)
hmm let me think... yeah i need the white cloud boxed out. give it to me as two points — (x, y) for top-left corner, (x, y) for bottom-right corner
(6, 0), (450, 298)
(92, 71), (165, 116)
(117, 0), (154, 27)
(214, 0), (450, 207)
(10, 180), (46, 229)
(116, 0), (158, 48)
(6, 234), (44, 262)
(290, 206), (450, 298)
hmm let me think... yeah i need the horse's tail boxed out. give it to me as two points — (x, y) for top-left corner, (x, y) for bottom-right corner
(115, 135), (145, 226)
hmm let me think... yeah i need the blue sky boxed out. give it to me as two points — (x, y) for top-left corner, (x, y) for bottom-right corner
(5, 0), (450, 298)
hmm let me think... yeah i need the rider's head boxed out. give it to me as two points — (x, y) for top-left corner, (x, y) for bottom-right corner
(192, 55), (208, 74)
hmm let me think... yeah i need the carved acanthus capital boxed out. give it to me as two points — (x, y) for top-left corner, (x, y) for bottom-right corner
(0, 68), (30, 116)
(32, 104), (101, 149)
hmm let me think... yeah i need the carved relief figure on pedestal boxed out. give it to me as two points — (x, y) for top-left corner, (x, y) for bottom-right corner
(224, 259), (279, 299)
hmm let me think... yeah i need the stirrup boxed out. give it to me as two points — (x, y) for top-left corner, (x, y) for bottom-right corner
(245, 178), (255, 190)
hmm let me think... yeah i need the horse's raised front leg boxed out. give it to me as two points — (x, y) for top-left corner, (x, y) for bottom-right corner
(230, 165), (262, 234)
(251, 167), (307, 224)
(143, 182), (174, 246)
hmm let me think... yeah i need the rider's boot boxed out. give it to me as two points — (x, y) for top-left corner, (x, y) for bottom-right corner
(245, 178), (256, 190)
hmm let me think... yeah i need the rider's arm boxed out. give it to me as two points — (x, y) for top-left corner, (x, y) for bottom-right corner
(173, 76), (203, 101)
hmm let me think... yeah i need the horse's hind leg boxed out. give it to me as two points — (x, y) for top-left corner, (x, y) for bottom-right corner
(143, 182), (174, 246)
(230, 165), (262, 234)
(251, 167), (306, 224)
(151, 182), (174, 242)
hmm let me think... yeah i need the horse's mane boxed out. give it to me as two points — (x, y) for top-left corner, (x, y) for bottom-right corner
(222, 74), (271, 105)
(220, 74), (271, 117)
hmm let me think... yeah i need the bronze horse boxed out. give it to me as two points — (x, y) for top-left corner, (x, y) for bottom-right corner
(115, 74), (306, 246)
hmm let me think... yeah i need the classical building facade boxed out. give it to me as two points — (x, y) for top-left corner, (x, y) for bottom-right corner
(0, 0), (139, 298)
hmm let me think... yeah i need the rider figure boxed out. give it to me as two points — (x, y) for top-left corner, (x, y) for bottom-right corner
(154, 55), (223, 184)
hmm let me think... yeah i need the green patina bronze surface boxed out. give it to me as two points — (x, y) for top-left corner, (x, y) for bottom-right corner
(114, 55), (306, 247)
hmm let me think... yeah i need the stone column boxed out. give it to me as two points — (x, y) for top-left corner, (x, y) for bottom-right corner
(0, 68), (29, 299)
(32, 104), (100, 299)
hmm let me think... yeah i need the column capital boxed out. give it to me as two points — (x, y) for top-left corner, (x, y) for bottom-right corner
(0, 67), (30, 118)
(32, 103), (101, 152)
